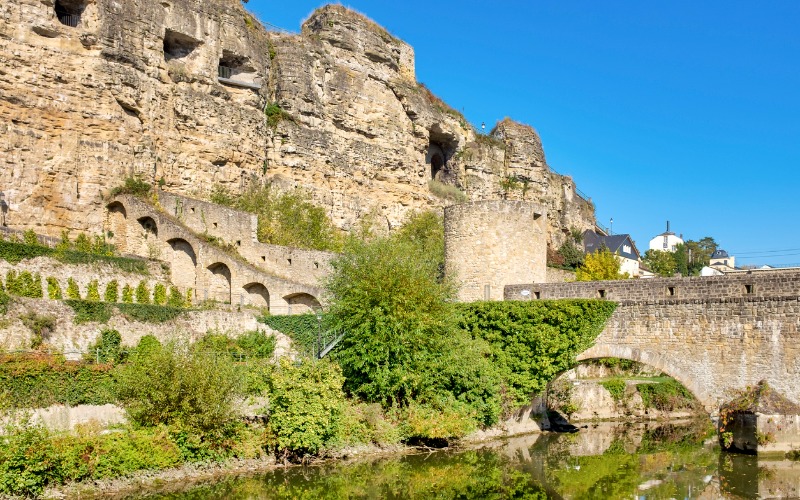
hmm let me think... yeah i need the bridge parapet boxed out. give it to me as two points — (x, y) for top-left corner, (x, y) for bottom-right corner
(505, 270), (800, 303)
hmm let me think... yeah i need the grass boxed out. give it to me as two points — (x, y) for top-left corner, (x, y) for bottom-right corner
(427, 180), (467, 203)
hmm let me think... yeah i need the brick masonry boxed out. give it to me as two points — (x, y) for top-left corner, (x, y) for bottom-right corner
(506, 270), (800, 412)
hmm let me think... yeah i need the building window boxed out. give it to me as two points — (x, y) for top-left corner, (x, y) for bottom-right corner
(667, 286), (676, 296)
(745, 284), (754, 295)
(597, 289), (606, 299)
(55, 0), (84, 27)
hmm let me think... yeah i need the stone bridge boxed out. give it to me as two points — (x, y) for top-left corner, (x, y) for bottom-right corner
(105, 194), (325, 314)
(506, 271), (800, 412)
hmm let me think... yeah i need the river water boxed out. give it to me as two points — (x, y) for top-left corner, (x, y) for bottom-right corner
(142, 420), (800, 499)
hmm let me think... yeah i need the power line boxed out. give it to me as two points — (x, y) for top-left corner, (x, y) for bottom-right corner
(735, 247), (800, 255)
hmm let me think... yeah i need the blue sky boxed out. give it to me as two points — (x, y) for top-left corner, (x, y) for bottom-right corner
(247, 1), (800, 267)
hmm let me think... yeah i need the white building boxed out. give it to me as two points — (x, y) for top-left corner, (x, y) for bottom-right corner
(648, 221), (684, 252)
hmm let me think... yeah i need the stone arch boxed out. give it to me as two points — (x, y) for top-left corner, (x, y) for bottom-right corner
(167, 238), (197, 290)
(206, 262), (232, 303)
(243, 283), (270, 308)
(283, 292), (321, 315)
(575, 344), (714, 412)
(106, 202), (128, 254)
(136, 216), (160, 258)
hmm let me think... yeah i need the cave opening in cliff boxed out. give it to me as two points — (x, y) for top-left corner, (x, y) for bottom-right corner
(54, 0), (85, 27)
(163, 29), (202, 61)
(430, 152), (444, 180)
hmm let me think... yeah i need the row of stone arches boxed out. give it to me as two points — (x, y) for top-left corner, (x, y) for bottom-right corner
(106, 200), (321, 314)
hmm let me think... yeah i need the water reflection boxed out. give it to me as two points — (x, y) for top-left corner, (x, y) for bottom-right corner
(139, 420), (800, 500)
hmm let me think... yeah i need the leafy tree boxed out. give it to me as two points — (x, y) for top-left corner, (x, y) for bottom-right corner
(46, 277), (63, 300)
(167, 286), (184, 308)
(104, 280), (119, 303)
(557, 240), (584, 270)
(685, 237), (718, 275)
(325, 230), (501, 427)
(153, 283), (167, 306)
(135, 281), (150, 304)
(576, 248), (629, 281)
(121, 284), (134, 303)
(642, 249), (677, 277)
(22, 230), (38, 246)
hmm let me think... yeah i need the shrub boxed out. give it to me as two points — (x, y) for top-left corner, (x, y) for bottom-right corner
(20, 313), (56, 349)
(427, 179), (467, 203)
(122, 284), (133, 303)
(266, 359), (345, 458)
(65, 300), (112, 324)
(47, 277), (62, 300)
(86, 280), (101, 302)
(601, 378), (627, 402)
(235, 330), (276, 359)
(116, 303), (184, 323)
(558, 239), (585, 270)
(74, 233), (92, 254)
(22, 229), (38, 246)
(110, 175), (152, 198)
(167, 286), (183, 308)
(185, 288), (193, 307)
(0, 291), (9, 315)
(135, 281), (150, 304)
(104, 280), (119, 303)
(637, 379), (698, 412)
(153, 283), (167, 306)
(115, 341), (244, 432)
(66, 278), (81, 300)
(86, 329), (123, 364)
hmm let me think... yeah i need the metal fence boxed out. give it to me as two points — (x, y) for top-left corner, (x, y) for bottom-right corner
(57, 14), (80, 27)
(218, 65), (233, 79)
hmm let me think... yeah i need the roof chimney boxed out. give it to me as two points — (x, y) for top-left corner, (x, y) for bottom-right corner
(666, 220), (670, 233)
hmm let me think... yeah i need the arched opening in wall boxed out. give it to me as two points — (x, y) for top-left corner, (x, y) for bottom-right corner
(546, 358), (704, 427)
(243, 283), (270, 309)
(167, 238), (197, 290)
(54, 0), (86, 27)
(427, 143), (446, 181)
(163, 29), (202, 62)
(217, 50), (261, 90)
(106, 202), (128, 254)
(283, 293), (321, 315)
(136, 216), (160, 259)
(206, 262), (232, 304)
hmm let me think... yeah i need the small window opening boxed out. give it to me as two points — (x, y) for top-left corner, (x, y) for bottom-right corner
(597, 289), (606, 299)
(236, 240), (241, 247)
(55, 0), (84, 27)
(190, 207), (196, 214)
(287, 258), (292, 266)
(667, 286), (676, 296)
(745, 284), (754, 295)
(314, 262), (319, 269)
(163, 29), (201, 62)
(218, 50), (261, 89)
(261, 256), (266, 262)
(534, 291), (541, 300)
(212, 222), (218, 229)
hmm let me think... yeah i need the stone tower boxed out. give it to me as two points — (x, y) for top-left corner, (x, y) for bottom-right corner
(444, 201), (547, 302)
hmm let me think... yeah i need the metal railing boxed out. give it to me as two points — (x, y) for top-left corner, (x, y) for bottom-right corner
(57, 14), (80, 28)
(218, 65), (233, 79)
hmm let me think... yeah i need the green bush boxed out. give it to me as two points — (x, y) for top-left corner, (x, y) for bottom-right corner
(86, 280), (101, 302)
(109, 175), (152, 198)
(47, 277), (63, 300)
(637, 379), (698, 412)
(457, 300), (617, 410)
(86, 329), (123, 364)
(116, 303), (184, 323)
(0, 353), (117, 408)
(153, 283), (167, 306)
(0, 291), (9, 315)
(168, 286), (184, 308)
(235, 330), (276, 359)
(266, 359), (345, 458)
(261, 313), (323, 357)
(0, 238), (147, 274)
(66, 278), (81, 300)
(22, 229), (38, 246)
(104, 280), (119, 303)
(122, 284), (133, 303)
(20, 312), (56, 349)
(600, 378), (627, 402)
(65, 300), (112, 324)
(135, 280), (150, 304)
(5, 270), (18, 295)
(115, 341), (244, 432)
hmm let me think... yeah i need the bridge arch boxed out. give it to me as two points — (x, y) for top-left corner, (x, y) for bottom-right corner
(167, 238), (197, 290)
(243, 282), (270, 308)
(576, 344), (714, 412)
(283, 292), (321, 315)
(106, 201), (128, 253)
(206, 262), (232, 303)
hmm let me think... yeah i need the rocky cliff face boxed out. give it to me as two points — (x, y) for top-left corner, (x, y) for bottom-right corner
(0, 0), (594, 245)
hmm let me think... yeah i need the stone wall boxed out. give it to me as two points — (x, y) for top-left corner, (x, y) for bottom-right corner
(445, 201), (547, 302)
(0, 296), (293, 359)
(0, 0), (595, 248)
